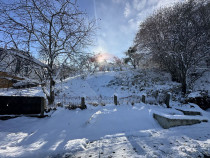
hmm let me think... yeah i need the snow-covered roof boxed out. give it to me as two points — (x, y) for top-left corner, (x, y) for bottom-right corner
(5, 48), (47, 68)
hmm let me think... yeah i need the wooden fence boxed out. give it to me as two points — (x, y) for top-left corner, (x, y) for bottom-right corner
(55, 93), (172, 108)
(55, 95), (156, 106)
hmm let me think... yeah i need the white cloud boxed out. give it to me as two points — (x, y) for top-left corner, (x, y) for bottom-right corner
(128, 18), (138, 31)
(94, 46), (107, 54)
(137, 7), (153, 22)
(124, 2), (131, 18)
(147, 0), (158, 7)
(112, 0), (121, 4)
(156, 0), (183, 8)
(133, 0), (147, 11)
(112, 0), (126, 4)
(101, 32), (106, 37)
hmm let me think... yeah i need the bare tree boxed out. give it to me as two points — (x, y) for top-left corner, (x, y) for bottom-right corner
(135, 0), (210, 94)
(0, 0), (95, 105)
(111, 56), (124, 71)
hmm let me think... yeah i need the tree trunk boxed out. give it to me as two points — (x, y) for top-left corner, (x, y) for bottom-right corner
(171, 71), (180, 82)
(171, 74), (178, 82)
(181, 81), (187, 94)
(47, 77), (55, 106)
(133, 64), (136, 69)
(47, 95), (54, 106)
(181, 72), (187, 94)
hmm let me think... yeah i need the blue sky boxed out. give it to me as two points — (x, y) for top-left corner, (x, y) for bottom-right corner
(77, 0), (184, 58)
(0, 0), (183, 58)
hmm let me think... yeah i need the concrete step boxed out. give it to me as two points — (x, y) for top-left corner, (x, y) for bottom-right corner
(175, 108), (201, 116)
(153, 113), (208, 129)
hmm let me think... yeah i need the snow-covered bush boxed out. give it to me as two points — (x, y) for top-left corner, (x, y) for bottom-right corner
(107, 69), (181, 105)
(186, 90), (210, 110)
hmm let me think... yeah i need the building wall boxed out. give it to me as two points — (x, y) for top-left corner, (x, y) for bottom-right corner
(0, 72), (23, 88)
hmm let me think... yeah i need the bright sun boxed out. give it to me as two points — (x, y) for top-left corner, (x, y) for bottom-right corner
(96, 53), (114, 63)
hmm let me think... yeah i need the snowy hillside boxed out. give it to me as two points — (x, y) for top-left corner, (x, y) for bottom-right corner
(0, 70), (181, 101)
(0, 70), (210, 158)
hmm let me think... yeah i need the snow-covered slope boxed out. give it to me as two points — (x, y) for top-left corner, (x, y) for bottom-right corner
(0, 71), (127, 98)
(58, 72), (118, 97)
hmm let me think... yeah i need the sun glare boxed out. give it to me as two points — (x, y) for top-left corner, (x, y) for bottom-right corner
(96, 53), (114, 63)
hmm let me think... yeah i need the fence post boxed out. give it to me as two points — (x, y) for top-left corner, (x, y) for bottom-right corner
(81, 97), (87, 109)
(165, 93), (170, 108)
(63, 93), (66, 105)
(155, 91), (159, 99)
(155, 91), (159, 104)
(40, 97), (45, 117)
(142, 95), (146, 103)
(114, 95), (117, 105)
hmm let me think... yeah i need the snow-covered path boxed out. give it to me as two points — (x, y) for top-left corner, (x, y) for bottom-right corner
(60, 128), (210, 158)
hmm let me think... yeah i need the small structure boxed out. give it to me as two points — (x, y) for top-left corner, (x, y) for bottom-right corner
(153, 113), (207, 129)
(0, 48), (47, 88)
(0, 71), (24, 88)
(175, 108), (201, 116)
(0, 96), (45, 116)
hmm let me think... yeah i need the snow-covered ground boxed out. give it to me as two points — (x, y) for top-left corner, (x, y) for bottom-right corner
(0, 71), (210, 158)
(0, 104), (210, 158)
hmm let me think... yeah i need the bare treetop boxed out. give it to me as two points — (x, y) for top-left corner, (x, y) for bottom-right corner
(0, 0), (95, 105)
